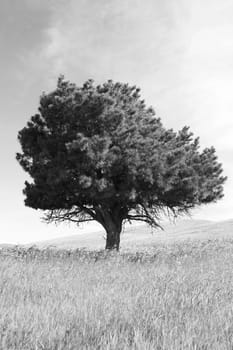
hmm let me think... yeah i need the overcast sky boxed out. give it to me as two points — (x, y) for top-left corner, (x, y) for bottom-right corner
(1, 0), (233, 244)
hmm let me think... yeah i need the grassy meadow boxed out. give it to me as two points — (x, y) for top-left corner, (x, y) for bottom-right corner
(1, 236), (233, 349)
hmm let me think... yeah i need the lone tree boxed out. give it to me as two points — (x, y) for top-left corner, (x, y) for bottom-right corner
(17, 77), (226, 250)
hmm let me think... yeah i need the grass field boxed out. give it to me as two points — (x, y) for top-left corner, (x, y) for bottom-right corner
(1, 236), (233, 349)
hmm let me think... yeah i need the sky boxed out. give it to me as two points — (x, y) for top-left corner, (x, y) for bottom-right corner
(1, 0), (233, 244)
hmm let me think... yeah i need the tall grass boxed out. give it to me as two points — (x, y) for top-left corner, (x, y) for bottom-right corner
(1, 239), (233, 349)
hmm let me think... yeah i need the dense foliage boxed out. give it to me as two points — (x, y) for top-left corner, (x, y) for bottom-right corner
(17, 77), (226, 249)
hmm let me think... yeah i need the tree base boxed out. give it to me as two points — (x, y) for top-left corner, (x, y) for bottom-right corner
(105, 231), (120, 251)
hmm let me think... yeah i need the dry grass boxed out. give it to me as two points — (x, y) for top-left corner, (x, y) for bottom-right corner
(1, 239), (233, 349)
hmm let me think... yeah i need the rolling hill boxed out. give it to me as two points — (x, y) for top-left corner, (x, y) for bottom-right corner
(22, 218), (233, 251)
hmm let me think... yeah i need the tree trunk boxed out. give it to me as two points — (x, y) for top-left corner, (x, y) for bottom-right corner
(105, 225), (121, 250)
(104, 216), (122, 251)
(94, 205), (125, 250)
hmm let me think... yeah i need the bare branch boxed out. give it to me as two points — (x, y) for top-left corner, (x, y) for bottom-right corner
(126, 207), (164, 230)
(42, 206), (95, 226)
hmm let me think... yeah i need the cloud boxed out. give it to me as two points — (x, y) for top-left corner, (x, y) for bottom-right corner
(0, 0), (52, 60)
(40, 0), (180, 84)
(0, 0), (55, 103)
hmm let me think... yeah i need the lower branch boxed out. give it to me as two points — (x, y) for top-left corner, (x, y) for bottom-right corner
(126, 214), (164, 230)
(43, 208), (94, 225)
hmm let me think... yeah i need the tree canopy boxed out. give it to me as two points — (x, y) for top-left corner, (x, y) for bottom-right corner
(16, 77), (227, 249)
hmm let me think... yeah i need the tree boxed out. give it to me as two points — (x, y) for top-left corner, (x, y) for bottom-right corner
(16, 76), (227, 250)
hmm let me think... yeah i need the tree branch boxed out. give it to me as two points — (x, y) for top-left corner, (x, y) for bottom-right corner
(126, 211), (164, 230)
(42, 207), (95, 225)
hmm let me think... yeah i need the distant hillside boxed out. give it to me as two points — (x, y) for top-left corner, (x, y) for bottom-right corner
(0, 243), (15, 249)
(24, 219), (233, 251)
